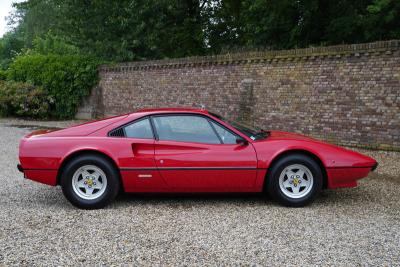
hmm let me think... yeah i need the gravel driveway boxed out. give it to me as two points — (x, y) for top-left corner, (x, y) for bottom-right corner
(0, 119), (399, 266)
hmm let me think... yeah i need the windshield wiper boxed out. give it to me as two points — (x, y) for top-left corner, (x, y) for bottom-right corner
(253, 129), (269, 140)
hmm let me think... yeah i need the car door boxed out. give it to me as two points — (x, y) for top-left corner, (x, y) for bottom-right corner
(152, 114), (258, 192)
(116, 117), (167, 192)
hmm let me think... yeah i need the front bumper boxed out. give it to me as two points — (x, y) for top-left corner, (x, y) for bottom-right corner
(371, 162), (378, 171)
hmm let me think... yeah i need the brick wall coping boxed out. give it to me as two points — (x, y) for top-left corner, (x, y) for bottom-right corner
(100, 40), (400, 72)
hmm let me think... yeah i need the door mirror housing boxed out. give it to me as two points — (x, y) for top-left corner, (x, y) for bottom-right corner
(236, 137), (248, 146)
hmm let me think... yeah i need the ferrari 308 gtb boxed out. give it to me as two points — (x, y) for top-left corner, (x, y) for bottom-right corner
(18, 108), (377, 209)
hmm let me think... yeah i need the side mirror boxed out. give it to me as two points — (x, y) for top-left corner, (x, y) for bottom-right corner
(236, 137), (248, 146)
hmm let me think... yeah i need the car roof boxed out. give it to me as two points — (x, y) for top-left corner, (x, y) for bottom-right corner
(135, 107), (210, 115)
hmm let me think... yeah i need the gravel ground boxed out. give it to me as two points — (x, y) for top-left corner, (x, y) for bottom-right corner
(0, 119), (399, 266)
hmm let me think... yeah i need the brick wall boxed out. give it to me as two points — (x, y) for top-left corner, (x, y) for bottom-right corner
(80, 40), (400, 151)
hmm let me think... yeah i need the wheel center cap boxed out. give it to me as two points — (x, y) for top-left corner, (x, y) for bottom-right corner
(86, 179), (93, 186)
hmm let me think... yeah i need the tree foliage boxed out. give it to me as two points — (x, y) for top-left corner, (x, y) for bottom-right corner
(1, 0), (399, 62)
(30, 33), (81, 56)
(206, 0), (400, 51)
(0, 0), (398, 119)
(50, 0), (207, 61)
(0, 31), (25, 69)
(8, 0), (61, 47)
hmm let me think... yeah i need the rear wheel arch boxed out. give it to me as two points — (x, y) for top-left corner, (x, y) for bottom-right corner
(57, 150), (121, 186)
(264, 149), (328, 190)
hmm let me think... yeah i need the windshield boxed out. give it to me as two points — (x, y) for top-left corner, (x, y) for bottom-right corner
(210, 112), (269, 141)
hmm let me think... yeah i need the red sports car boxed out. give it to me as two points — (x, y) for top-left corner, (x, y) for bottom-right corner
(18, 108), (377, 209)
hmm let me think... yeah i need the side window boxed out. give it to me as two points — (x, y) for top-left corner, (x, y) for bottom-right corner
(124, 118), (153, 139)
(210, 121), (238, 144)
(153, 115), (221, 144)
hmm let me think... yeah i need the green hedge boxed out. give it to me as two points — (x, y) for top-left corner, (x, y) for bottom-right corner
(0, 80), (51, 118)
(0, 70), (6, 80)
(7, 54), (100, 119)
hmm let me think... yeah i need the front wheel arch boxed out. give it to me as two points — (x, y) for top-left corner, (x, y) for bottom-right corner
(263, 149), (328, 191)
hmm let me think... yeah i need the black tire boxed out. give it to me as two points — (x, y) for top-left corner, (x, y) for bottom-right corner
(60, 154), (120, 209)
(266, 153), (323, 207)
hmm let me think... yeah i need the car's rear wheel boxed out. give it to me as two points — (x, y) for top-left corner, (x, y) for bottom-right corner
(60, 154), (120, 209)
(266, 153), (323, 207)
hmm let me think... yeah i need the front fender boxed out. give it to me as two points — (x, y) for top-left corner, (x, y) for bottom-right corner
(252, 139), (376, 189)
(253, 139), (375, 169)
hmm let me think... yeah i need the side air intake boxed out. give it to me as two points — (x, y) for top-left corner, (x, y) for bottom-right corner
(109, 128), (125, 137)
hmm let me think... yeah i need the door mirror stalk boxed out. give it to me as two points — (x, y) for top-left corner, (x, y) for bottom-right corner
(236, 138), (248, 146)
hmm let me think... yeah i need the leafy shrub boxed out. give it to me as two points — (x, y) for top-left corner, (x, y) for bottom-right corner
(0, 80), (52, 118)
(0, 70), (6, 80)
(7, 54), (100, 119)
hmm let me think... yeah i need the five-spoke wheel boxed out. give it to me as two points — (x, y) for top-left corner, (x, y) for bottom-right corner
(279, 164), (314, 199)
(60, 154), (120, 209)
(266, 153), (322, 207)
(72, 165), (108, 200)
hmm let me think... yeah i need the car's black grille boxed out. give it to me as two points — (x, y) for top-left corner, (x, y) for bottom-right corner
(109, 128), (125, 137)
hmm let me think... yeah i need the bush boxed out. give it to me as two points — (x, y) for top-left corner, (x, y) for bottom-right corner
(0, 70), (6, 80)
(0, 80), (52, 118)
(7, 54), (101, 119)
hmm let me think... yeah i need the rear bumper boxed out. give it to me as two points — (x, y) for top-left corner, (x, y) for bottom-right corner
(17, 164), (57, 186)
(17, 164), (24, 173)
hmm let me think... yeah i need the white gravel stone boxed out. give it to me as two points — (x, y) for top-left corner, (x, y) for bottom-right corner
(0, 120), (399, 266)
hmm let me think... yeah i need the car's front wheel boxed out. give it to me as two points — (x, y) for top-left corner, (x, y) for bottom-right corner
(60, 154), (120, 209)
(266, 153), (323, 207)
